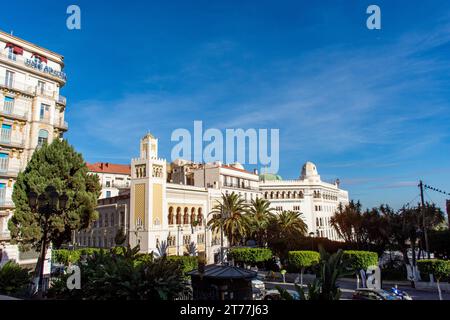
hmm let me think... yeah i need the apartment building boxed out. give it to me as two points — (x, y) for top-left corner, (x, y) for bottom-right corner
(87, 162), (131, 199)
(0, 30), (68, 265)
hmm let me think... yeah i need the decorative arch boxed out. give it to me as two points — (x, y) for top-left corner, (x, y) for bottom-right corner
(190, 207), (196, 225)
(168, 206), (174, 225)
(183, 207), (189, 224)
(176, 207), (182, 224)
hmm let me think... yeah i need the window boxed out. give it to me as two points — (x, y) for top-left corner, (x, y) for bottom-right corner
(37, 81), (45, 95)
(0, 153), (8, 172)
(4, 71), (14, 88)
(106, 191), (111, 198)
(3, 97), (14, 113)
(37, 129), (49, 148)
(105, 181), (111, 187)
(167, 236), (176, 246)
(0, 183), (6, 203)
(197, 234), (205, 244)
(1, 124), (12, 143)
(7, 47), (16, 61)
(40, 103), (49, 120)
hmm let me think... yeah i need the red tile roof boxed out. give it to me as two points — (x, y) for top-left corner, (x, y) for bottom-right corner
(87, 162), (131, 175)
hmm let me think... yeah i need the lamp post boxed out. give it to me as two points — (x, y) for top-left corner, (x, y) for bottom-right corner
(177, 225), (182, 256)
(309, 232), (315, 251)
(28, 186), (68, 297)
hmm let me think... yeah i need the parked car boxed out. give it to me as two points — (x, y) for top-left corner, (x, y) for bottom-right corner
(352, 288), (402, 300)
(252, 279), (265, 300)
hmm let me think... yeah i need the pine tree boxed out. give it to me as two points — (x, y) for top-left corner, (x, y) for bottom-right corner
(8, 139), (101, 295)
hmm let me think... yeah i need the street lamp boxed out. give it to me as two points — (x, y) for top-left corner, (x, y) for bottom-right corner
(309, 232), (315, 251)
(28, 186), (68, 297)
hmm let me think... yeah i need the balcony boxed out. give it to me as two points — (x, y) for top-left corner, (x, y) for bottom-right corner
(0, 198), (14, 209)
(0, 101), (28, 121)
(221, 182), (259, 191)
(54, 118), (69, 131)
(0, 77), (35, 96)
(0, 129), (25, 148)
(0, 158), (19, 178)
(57, 95), (67, 105)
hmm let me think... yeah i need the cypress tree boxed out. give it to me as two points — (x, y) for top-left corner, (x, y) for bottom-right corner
(8, 139), (101, 295)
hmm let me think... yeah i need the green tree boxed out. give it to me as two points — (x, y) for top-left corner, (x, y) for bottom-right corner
(267, 211), (308, 258)
(417, 259), (450, 300)
(288, 251), (320, 286)
(8, 139), (101, 295)
(330, 200), (363, 244)
(245, 198), (275, 246)
(208, 192), (248, 246)
(114, 227), (127, 246)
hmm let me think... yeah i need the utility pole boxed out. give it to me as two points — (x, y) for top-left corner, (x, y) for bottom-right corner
(419, 180), (430, 259)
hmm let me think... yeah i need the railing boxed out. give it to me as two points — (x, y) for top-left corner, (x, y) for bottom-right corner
(0, 129), (11, 144)
(0, 76), (35, 95)
(55, 118), (69, 129)
(0, 158), (9, 173)
(222, 182), (259, 191)
(2, 101), (13, 114)
(58, 95), (67, 105)
(0, 129), (25, 147)
(0, 102), (28, 119)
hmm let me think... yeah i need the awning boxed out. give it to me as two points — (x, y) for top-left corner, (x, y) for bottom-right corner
(32, 53), (48, 64)
(5, 42), (23, 55)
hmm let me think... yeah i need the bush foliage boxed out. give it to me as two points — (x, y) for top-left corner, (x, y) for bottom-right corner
(48, 246), (188, 300)
(167, 256), (198, 275)
(228, 248), (272, 265)
(417, 259), (450, 281)
(0, 261), (31, 297)
(287, 251), (320, 272)
(342, 250), (378, 273)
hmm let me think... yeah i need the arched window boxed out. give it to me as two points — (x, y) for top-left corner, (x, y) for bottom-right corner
(37, 129), (49, 148)
(176, 207), (181, 224)
(168, 207), (174, 225)
(190, 208), (196, 225)
(197, 208), (203, 226)
(270, 192), (274, 199)
(264, 192), (268, 199)
(183, 207), (189, 224)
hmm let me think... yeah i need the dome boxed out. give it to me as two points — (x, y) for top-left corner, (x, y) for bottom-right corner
(259, 173), (283, 181)
(230, 162), (244, 170)
(301, 161), (318, 179)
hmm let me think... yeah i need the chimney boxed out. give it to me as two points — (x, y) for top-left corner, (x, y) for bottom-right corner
(253, 169), (259, 175)
(335, 178), (340, 188)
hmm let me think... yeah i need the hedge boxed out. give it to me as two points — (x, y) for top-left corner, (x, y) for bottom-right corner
(342, 250), (378, 273)
(52, 248), (105, 265)
(228, 248), (273, 265)
(288, 251), (320, 271)
(417, 259), (450, 281)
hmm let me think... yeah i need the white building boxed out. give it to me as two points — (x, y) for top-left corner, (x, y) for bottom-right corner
(259, 162), (349, 240)
(0, 30), (68, 266)
(77, 133), (350, 263)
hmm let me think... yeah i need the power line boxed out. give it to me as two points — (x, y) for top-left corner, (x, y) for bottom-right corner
(423, 184), (450, 196)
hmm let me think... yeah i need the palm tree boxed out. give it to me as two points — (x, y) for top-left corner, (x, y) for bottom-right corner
(245, 198), (275, 246)
(208, 193), (248, 247)
(274, 210), (308, 238)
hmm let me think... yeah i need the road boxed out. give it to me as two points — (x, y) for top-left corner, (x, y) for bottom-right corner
(263, 279), (450, 300)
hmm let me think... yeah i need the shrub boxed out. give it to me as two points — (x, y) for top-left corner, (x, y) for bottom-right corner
(287, 251), (320, 272)
(342, 250), (378, 273)
(52, 248), (105, 265)
(47, 246), (188, 300)
(228, 248), (272, 266)
(417, 259), (450, 281)
(0, 261), (31, 297)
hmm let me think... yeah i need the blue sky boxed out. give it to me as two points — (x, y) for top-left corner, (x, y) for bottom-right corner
(1, 0), (450, 210)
